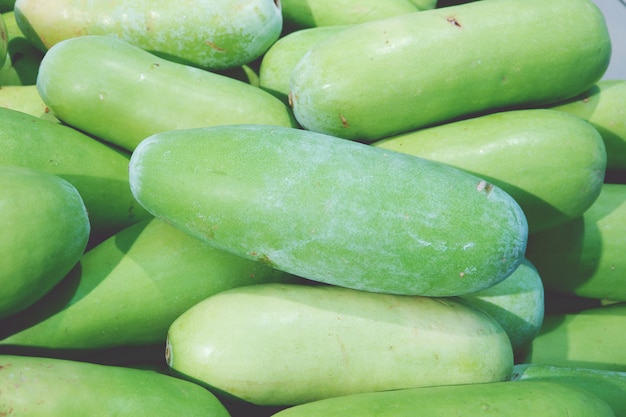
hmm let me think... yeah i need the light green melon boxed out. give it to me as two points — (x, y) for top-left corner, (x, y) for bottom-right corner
(36, 35), (297, 152)
(289, 0), (610, 141)
(129, 124), (528, 297)
(460, 258), (544, 356)
(270, 380), (615, 417)
(0, 166), (89, 319)
(166, 283), (514, 406)
(14, 0), (282, 70)
(0, 354), (231, 417)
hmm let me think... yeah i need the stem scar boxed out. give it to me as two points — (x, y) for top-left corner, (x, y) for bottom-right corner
(340, 114), (349, 128)
(446, 16), (463, 28)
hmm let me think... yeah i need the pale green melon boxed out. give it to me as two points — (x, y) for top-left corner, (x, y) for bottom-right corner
(0, 166), (89, 319)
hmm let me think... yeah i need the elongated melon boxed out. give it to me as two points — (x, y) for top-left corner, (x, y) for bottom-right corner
(289, 0), (610, 141)
(269, 380), (615, 417)
(0, 354), (230, 417)
(36, 35), (297, 152)
(14, 0), (282, 70)
(373, 109), (607, 233)
(166, 283), (514, 406)
(129, 124), (528, 296)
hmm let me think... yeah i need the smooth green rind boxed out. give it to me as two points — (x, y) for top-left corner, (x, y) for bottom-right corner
(0, 166), (89, 319)
(0, 84), (57, 121)
(459, 258), (544, 356)
(512, 364), (626, 417)
(270, 380), (615, 417)
(373, 109), (607, 233)
(280, 0), (419, 29)
(129, 124), (528, 297)
(14, 0), (282, 70)
(523, 302), (626, 371)
(0, 106), (152, 245)
(36, 35), (297, 152)
(259, 25), (348, 104)
(0, 217), (297, 349)
(289, 0), (611, 141)
(549, 80), (626, 171)
(526, 183), (626, 301)
(166, 283), (514, 406)
(0, 355), (231, 417)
